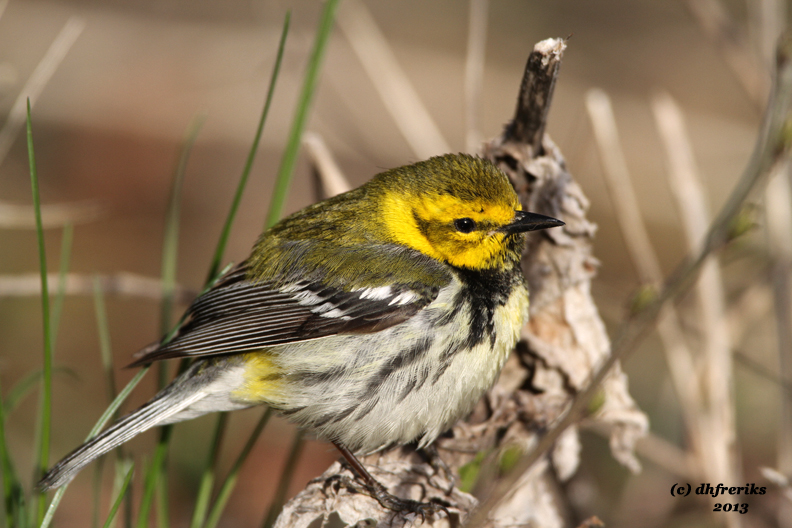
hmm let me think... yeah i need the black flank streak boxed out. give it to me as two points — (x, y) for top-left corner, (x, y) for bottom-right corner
(399, 363), (433, 402)
(396, 377), (417, 403)
(293, 367), (347, 387)
(312, 404), (357, 428)
(363, 336), (433, 395)
(432, 342), (458, 384)
(353, 397), (379, 422)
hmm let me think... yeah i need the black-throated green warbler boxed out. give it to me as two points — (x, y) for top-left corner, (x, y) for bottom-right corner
(40, 153), (563, 514)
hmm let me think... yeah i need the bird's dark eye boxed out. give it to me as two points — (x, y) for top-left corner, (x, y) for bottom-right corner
(454, 218), (476, 233)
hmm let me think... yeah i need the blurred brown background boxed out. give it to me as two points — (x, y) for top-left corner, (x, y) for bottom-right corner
(0, 0), (785, 526)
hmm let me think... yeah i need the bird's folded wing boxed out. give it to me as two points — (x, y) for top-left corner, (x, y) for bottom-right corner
(129, 263), (442, 366)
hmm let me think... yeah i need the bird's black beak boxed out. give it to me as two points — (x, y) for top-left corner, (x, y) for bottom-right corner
(500, 210), (565, 235)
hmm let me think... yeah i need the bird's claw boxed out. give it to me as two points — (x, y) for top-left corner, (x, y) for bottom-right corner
(365, 481), (450, 522)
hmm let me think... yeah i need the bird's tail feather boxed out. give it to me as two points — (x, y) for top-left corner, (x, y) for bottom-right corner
(38, 387), (205, 491)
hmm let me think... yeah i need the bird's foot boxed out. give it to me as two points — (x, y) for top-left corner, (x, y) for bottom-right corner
(332, 441), (450, 521)
(363, 479), (450, 522)
(330, 470), (449, 521)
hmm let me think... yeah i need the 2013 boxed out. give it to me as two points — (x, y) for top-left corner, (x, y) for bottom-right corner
(714, 503), (749, 514)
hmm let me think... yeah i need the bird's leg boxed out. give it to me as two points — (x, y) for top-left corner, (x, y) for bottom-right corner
(332, 442), (449, 520)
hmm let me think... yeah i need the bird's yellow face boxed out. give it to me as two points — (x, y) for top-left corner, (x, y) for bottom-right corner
(381, 192), (524, 270)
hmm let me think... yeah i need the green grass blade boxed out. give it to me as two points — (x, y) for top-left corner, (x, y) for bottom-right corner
(27, 98), (54, 527)
(161, 115), (206, 338)
(91, 457), (106, 528)
(0, 373), (26, 528)
(159, 115), (205, 396)
(188, 413), (228, 528)
(264, 0), (341, 229)
(121, 459), (133, 528)
(155, 469), (168, 528)
(91, 278), (122, 528)
(207, 11), (291, 282)
(112, 457), (135, 528)
(136, 426), (172, 528)
(131, 115), (207, 528)
(50, 223), (73, 350)
(102, 464), (134, 528)
(204, 408), (271, 528)
(93, 278), (118, 405)
(156, 261), (233, 349)
(90, 368), (149, 438)
(260, 431), (304, 528)
(40, 367), (148, 528)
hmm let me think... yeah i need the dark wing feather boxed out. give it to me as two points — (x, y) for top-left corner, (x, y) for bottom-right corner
(129, 263), (439, 366)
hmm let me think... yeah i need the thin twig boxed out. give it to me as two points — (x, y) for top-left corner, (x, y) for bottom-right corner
(734, 349), (792, 396)
(765, 162), (792, 489)
(727, 282), (774, 345)
(582, 422), (700, 482)
(338, 0), (451, 159)
(585, 88), (664, 283)
(747, 0), (785, 72)
(464, 0), (489, 153)
(686, 0), (769, 106)
(585, 87), (704, 478)
(761, 466), (792, 504)
(0, 272), (197, 303)
(303, 132), (351, 198)
(209, 10), (289, 281)
(0, 200), (101, 229)
(652, 93), (741, 528)
(264, 1), (339, 230)
(0, 17), (85, 168)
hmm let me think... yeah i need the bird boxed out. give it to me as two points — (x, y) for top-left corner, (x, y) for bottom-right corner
(39, 153), (564, 515)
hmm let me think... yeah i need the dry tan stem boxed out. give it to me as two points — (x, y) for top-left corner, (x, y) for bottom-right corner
(765, 161), (792, 527)
(686, 0), (769, 106)
(464, 0), (489, 153)
(584, 88), (663, 283)
(0, 200), (101, 229)
(727, 282), (773, 345)
(652, 91), (741, 528)
(585, 88), (704, 476)
(583, 421), (699, 482)
(338, 0), (451, 159)
(0, 16), (85, 168)
(0, 272), (196, 304)
(747, 0), (785, 72)
(303, 132), (351, 198)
